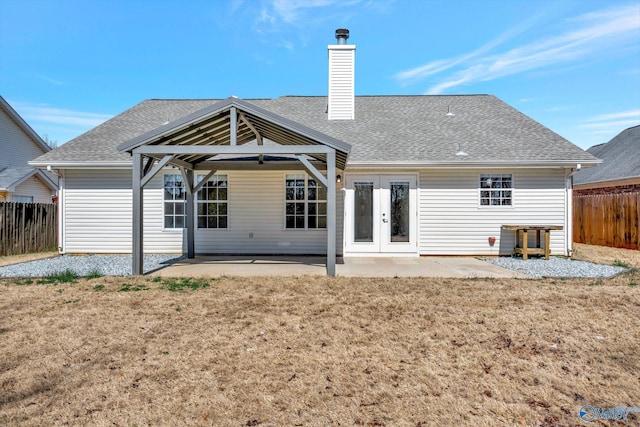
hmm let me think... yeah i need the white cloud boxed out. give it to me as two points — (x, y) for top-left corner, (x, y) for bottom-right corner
(11, 102), (112, 129)
(246, 0), (388, 47)
(588, 110), (640, 122)
(394, 14), (540, 87)
(256, 0), (344, 28)
(394, 4), (640, 94)
(579, 109), (640, 137)
(582, 119), (640, 129)
(33, 74), (65, 86)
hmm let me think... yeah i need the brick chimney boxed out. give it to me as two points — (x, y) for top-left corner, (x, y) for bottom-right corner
(328, 28), (355, 120)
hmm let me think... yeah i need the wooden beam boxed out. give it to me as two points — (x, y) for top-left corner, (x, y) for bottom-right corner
(167, 157), (195, 171)
(238, 111), (263, 145)
(143, 156), (154, 175)
(295, 154), (328, 187)
(179, 167), (193, 195)
(326, 150), (336, 276)
(193, 161), (327, 171)
(134, 145), (333, 155)
(132, 153), (144, 275)
(141, 155), (174, 188)
(230, 107), (237, 146)
(193, 169), (218, 194)
(184, 169), (195, 259)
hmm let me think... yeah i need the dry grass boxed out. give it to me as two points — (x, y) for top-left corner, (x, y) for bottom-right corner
(1, 247), (639, 426)
(0, 251), (59, 267)
(573, 242), (640, 269)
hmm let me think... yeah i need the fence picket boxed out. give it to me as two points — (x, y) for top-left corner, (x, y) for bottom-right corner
(573, 192), (640, 250)
(0, 202), (58, 256)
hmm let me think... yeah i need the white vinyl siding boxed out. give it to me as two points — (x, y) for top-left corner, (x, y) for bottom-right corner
(195, 171), (342, 255)
(12, 176), (54, 203)
(328, 45), (355, 120)
(62, 169), (183, 254)
(61, 169), (344, 255)
(418, 169), (567, 256)
(0, 109), (48, 168)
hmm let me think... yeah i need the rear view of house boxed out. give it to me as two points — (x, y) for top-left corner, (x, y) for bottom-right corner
(30, 30), (599, 275)
(0, 96), (58, 203)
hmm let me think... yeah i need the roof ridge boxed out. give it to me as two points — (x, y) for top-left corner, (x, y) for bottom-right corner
(278, 94), (492, 98)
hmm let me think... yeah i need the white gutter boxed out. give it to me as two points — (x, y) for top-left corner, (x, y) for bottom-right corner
(564, 167), (577, 257)
(346, 160), (601, 169)
(29, 161), (133, 169)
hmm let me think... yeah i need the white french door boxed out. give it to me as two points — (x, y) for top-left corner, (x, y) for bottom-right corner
(344, 174), (417, 254)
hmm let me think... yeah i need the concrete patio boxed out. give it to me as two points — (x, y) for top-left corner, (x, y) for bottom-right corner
(149, 256), (528, 278)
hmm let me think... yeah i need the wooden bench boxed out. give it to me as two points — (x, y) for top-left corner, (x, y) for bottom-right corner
(501, 225), (563, 260)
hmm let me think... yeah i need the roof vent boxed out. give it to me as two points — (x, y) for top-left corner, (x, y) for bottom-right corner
(455, 143), (467, 156)
(446, 105), (454, 116)
(335, 28), (349, 44)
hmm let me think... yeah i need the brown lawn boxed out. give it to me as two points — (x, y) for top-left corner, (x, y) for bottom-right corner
(1, 245), (639, 426)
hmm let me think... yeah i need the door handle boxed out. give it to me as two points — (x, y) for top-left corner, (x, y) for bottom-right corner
(382, 218), (388, 223)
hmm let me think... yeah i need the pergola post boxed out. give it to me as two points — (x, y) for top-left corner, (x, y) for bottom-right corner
(326, 150), (336, 276)
(184, 169), (195, 258)
(132, 153), (144, 275)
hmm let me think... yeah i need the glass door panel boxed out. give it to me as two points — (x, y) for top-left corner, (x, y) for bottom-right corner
(389, 182), (410, 242)
(354, 182), (374, 242)
(380, 175), (417, 253)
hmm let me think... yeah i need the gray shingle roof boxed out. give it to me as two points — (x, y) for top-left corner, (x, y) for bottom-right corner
(0, 167), (37, 189)
(573, 125), (640, 185)
(32, 95), (598, 166)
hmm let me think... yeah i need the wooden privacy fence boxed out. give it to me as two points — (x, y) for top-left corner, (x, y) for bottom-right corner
(0, 202), (58, 256)
(573, 192), (640, 250)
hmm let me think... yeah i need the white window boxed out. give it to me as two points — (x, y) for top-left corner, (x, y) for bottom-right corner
(480, 174), (512, 206)
(13, 195), (34, 203)
(164, 174), (186, 228)
(196, 174), (228, 229)
(285, 174), (326, 229)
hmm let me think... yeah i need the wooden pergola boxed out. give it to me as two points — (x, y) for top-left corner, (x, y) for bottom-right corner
(117, 97), (350, 276)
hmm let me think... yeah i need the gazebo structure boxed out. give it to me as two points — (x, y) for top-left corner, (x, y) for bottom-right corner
(117, 97), (351, 276)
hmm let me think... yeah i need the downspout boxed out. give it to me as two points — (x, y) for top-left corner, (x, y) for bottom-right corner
(565, 164), (582, 257)
(56, 168), (66, 254)
(46, 166), (65, 254)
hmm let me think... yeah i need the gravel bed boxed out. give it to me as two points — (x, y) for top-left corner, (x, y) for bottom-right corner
(485, 256), (627, 278)
(0, 254), (184, 277)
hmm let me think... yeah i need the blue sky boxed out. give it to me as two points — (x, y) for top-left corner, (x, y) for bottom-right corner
(1, 0), (639, 149)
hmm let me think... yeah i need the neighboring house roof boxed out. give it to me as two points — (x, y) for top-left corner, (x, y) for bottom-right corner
(573, 125), (640, 187)
(0, 96), (51, 154)
(32, 95), (598, 168)
(0, 167), (58, 192)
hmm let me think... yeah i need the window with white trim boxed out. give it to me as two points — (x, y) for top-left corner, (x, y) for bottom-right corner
(480, 174), (512, 206)
(164, 174), (186, 228)
(285, 174), (326, 229)
(196, 174), (228, 229)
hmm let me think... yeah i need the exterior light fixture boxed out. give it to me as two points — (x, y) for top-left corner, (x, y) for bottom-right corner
(336, 174), (342, 183)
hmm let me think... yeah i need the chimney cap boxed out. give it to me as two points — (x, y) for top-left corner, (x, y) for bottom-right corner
(335, 28), (349, 44)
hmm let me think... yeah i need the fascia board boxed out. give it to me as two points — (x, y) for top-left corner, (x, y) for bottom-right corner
(29, 160), (133, 169)
(346, 160), (602, 169)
